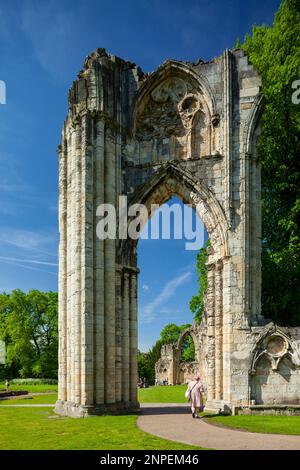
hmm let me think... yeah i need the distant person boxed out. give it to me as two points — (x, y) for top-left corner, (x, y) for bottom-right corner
(185, 375), (204, 419)
(5, 379), (10, 392)
(138, 378), (144, 388)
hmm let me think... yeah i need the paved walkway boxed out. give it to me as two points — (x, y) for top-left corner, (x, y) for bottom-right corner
(138, 404), (300, 450)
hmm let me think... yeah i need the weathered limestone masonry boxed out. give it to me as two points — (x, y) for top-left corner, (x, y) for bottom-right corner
(155, 322), (300, 409)
(56, 48), (300, 417)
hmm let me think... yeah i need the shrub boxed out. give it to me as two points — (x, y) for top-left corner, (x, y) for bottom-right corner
(10, 378), (58, 385)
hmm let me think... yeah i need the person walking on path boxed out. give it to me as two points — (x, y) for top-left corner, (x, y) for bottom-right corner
(185, 375), (204, 419)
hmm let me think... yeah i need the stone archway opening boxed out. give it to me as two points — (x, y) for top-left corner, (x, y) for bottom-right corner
(177, 331), (198, 385)
(137, 193), (206, 386)
(180, 334), (196, 363)
(119, 164), (229, 408)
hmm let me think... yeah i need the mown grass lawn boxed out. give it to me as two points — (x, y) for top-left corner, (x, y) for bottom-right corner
(0, 407), (200, 450)
(138, 385), (186, 403)
(0, 393), (57, 405)
(2, 384), (300, 440)
(0, 385), (187, 405)
(203, 413), (300, 435)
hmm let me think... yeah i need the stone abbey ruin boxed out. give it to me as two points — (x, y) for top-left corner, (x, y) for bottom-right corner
(56, 48), (300, 417)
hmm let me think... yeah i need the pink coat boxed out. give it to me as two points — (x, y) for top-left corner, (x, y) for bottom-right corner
(187, 380), (204, 408)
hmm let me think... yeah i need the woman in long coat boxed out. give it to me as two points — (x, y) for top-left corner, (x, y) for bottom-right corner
(186, 375), (204, 418)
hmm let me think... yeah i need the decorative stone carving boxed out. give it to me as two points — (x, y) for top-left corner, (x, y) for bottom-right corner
(249, 326), (300, 405)
(250, 326), (300, 374)
(135, 76), (213, 162)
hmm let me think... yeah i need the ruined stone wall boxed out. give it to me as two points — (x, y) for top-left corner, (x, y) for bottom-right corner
(229, 324), (300, 406)
(56, 47), (300, 418)
(155, 322), (207, 386)
(155, 323), (300, 407)
(153, 323), (210, 391)
(155, 344), (175, 385)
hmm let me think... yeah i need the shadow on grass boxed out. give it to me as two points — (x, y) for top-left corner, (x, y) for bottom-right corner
(201, 413), (221, 419)
(141, 406), (190, 416)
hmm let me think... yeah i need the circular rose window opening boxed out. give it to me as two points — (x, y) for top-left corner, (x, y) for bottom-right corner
(266, 336), (286, 355)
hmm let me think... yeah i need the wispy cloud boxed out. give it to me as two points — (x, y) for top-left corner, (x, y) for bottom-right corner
(0, 228), (56, 253)
(0, 259), (57, 276)
(142, 284), (150, 292)
(140, 271), (191, 324)
(0, 256), (57, 267)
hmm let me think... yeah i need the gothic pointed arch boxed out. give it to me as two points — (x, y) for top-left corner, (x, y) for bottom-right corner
(130, 60), (220, 162)
(243, 94), (264, 156)
(176, 326), (198, 352)
(118, 162), (229, 266)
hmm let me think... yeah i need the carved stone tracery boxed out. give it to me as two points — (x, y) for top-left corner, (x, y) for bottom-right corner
(135, 75), (215, 161)
(250, 326), (300, 374)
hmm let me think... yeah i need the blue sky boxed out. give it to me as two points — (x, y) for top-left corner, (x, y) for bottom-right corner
(0, 0), (281, 350)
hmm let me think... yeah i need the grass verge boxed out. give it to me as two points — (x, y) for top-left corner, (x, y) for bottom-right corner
(202, 413), (300, 435)
(0, 407), (200, 450)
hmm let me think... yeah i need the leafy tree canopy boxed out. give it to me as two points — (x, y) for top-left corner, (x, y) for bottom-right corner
(0, 289), (58, 379)
(189, 240), (210, 324)
(242, 0), (300, 324)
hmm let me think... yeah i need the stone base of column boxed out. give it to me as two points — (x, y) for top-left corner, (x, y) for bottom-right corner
(55, 400), (140, 418)
(204, 400), (232, 415)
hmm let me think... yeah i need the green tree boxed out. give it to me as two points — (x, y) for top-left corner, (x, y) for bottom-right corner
(189, 240), (210, 323)
(159, 323), (191, 344)
(0, 289), (58, 378)
(242, 0), (300, 324)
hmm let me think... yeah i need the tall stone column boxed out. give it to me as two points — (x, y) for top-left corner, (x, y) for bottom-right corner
(129, 271), (138, 405)
(94, 118), (105, 406)
(115, 267), (123, 403)
(222, 256), (232, 403)
(57, 140), (67, 402)
(215, 260), (223, 401)
(122, 271), (130, 404)
(80, 113), (94, 406)
(104, 127), (116, 405)
(72, 121), (82, 405)
(205, 263), (215, 403)
(65, 128), (74, 404)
